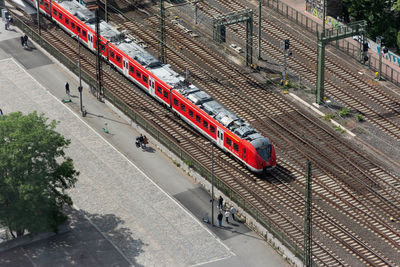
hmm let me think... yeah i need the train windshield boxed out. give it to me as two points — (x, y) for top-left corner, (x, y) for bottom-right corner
(256, 143), (271, 162)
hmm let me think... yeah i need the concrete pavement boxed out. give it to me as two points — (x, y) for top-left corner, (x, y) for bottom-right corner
(0, 16), (292, 267)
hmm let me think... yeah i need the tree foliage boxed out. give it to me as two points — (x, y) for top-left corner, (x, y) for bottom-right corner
(0, 112), (78, 238)
(343, 0), (400, 51)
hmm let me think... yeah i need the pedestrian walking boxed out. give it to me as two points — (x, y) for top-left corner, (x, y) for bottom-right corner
(5, 18), (9, 30)
(225, 210), (230, 224)
(65, 82), (70, 96)
(217, 212), (223, 227)
(0, 108), (3, 116)
(23, 34), (28, 48)
(230, 206), (236, 221)
(20, 36), (24, 47)
(218, 196), (223, 209)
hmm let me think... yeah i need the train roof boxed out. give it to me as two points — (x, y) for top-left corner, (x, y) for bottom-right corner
(57, 0), (267, 144)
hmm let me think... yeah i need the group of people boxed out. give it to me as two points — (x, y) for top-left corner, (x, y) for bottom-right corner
(20, 34), (29, 48)
(216, 196), (237, 227)
(135, 134), (148, 149)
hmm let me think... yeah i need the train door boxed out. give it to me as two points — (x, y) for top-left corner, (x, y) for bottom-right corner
(243, 147), (247, 162)
(216, 128), (224, 147)
(87, 32), (93, 50)
(122, 58), (129, 76)
(149, 77), (155, 96)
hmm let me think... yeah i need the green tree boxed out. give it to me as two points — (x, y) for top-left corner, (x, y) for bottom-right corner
(0, 111), (78, 238)
(394, 0), (400, 11)
(343, 0), (400, 51)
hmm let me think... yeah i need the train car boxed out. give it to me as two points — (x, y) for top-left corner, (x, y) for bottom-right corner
(28, 0), (276, 173)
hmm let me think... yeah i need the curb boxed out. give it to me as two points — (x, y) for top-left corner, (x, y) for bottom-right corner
(289, 92), (356, 138)
(0, 224), (70, 253)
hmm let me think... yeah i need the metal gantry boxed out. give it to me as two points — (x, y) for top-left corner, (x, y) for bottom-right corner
(315, 20), (367, 104)
(213, 8), (253, 66)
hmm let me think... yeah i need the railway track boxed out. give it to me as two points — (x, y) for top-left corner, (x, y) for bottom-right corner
(103, 2), (400, 265)
(9, 1), (400, 265)
(201, 0), (400, 144)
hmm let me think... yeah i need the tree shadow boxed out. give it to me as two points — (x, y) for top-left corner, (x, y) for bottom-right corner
(80, 209), (147, 267)
(0, 207), (146, 267)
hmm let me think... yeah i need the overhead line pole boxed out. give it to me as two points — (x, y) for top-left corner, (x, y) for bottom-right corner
(211, 143), (215, 226)
(36, 0), (41, 36)
(95, 7), (103, 100)
(159, 0), (166, 64)
(105, 0), (108, 22)
(258, 0), (261, 59)
(304, 160), (312, 267)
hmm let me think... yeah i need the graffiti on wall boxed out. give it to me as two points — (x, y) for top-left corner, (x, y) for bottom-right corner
(377, 46), (400, 67)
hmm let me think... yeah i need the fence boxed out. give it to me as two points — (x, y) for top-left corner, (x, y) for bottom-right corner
(12, 12), (305, 264)
(265, 0), (400, 87)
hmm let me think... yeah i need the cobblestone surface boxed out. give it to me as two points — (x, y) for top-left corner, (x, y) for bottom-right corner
(0, 58), (231, 266)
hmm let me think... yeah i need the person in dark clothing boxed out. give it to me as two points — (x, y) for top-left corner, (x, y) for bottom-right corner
(218, 196), (223, 210)
(142, 135), (148, 149)
(217, 212), (223, 227)
(136, 134), (144, 148)
(65, 82), (70, 96)
(23, 34), (28, 48)
(0, 108), (3, 116)
(20, 36), (24, 47)
(139, 134), (144, 145)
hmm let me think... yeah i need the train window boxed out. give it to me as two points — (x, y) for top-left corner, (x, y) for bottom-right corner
(40, 0), (43, 4)
(101, 44), (106, 51)
(71, 22), (75, 30)
(203, 120), (208, 129)
(189, 109), (193, 118)
(180, 103), (186, 112)
(110, 51), (114, 58)
(157, 86), (162, 94)
(163, 91), (168, 99)
(136, 70), (141, 79)
(130, 66), (134, 73)
(58, 12), (62, 20)
(82, 30), (87, 39)
(243, 148), (246, 157)
(142, 75), (147, 84)
(116, 55), (121, 63)
(65, 17), (69, 25)
(234, 143), (239, 152)
(44, 3), (48, 9)
(76, 26), (81, 34)
(210, 125), (215, 134)
(196, 115), (201, 123)
(226, 137), (231, 146)
(53, 9), (57, 16)
(173, 98), (178, 106)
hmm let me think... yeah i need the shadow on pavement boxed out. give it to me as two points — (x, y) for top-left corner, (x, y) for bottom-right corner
(0, 207), (146, 267)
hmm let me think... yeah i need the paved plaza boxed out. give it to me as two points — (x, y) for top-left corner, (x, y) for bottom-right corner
(0, 56), (232, 266)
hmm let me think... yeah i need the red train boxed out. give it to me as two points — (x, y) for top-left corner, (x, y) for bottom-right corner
(27, 0), (276, 173)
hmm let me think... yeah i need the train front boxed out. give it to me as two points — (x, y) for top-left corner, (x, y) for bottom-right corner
(248, 134), (276, 173)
